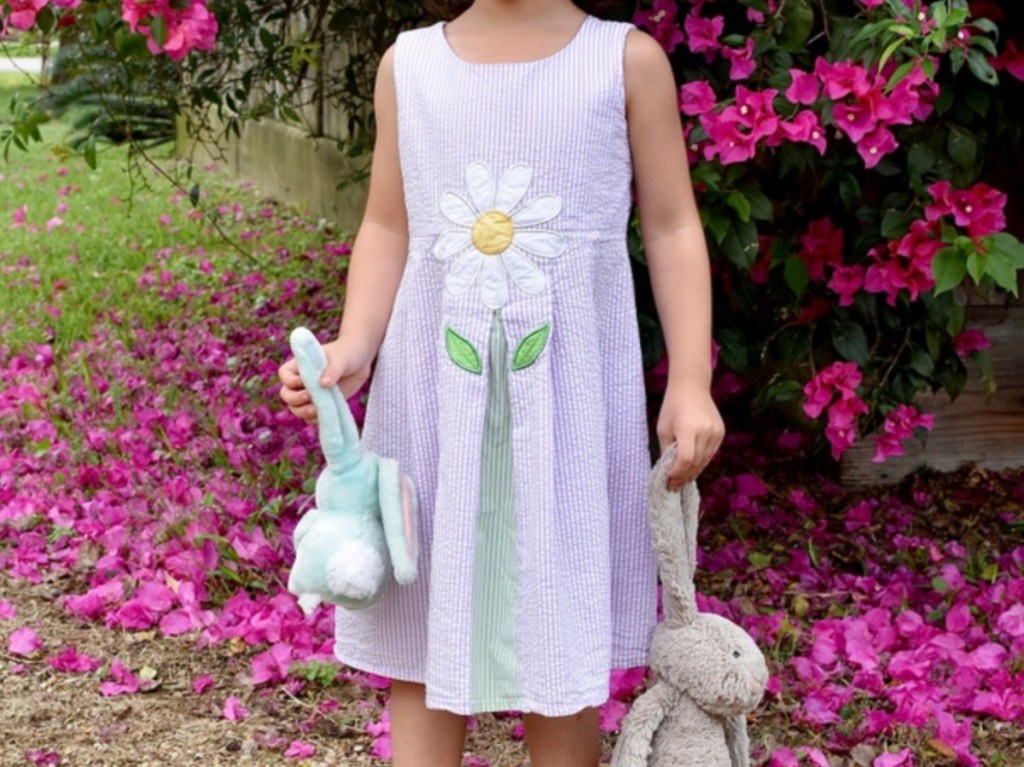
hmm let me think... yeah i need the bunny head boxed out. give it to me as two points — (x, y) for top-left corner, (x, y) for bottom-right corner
(286, 328), (418, 613)
(645, 444), (769, 716)
(649, 614), (768, 717)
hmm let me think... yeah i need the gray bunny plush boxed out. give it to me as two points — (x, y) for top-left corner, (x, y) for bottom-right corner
(611, 444), (769, 767)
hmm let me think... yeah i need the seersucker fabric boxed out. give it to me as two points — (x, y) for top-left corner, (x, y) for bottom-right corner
(332, 14), (658, 716)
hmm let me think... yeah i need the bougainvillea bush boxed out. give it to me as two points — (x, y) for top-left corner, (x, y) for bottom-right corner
(3, 0), (1024, 465)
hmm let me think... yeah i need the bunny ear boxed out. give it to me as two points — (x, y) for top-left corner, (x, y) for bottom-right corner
(724, 713), (751, 767)
(647, 444), (700, 625)
(289, 327), (361, 469)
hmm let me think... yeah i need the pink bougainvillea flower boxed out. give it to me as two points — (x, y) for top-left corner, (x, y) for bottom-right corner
(192, 674), (215, 694)
(785, 68), (821, 105)
(858, 0), (885, 8)
(284, 740), (315, 759)
(8, 626), (42, 656)
(925, 180), (1006, 238)
(684, 13), (724, 60)
(857, 125), (899, 168)
(803, 361), (863, 419)
(834, 100), (878, 144)
(23, 750), (61, 767)
(996, 604), (1024, 638)
(872, 404), (935, 463)
(700, 86), (779, 165)
(598, 698), (629, 732)
(4, 0), (48, 31)
(366, 708), (392, 759)
(632, 0), (684, 54)
(874, 748), (915, 767)
(121, 0), (218, 61)
(827, 264), (865, 306)
(99, 658), (140, 696)
(992, 40), (1024, 81)
(0, 599), (15, 619)
(723, 38), (756, 81)
(863, 223), (939, 307)
(954, 328), (990, 357)
(798, 218), (845, 281)
(222, 695), (249, 720)
(679, 81), (717, 116)
(11, 204), (27, 228)
(815, 58), (871, 100)
(46, 645), (103, 673)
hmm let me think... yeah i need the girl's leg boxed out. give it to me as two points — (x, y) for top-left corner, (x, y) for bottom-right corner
(390, 679), (469, 767)
(523, 707), (601, 767)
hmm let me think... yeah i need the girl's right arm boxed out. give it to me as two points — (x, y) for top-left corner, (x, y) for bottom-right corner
(279, 45), (408, 423)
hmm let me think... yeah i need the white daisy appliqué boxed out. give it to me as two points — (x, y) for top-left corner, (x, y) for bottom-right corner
(433, 162), (566, 310)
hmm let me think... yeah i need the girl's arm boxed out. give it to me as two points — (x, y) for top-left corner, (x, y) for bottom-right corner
(334, 44), (410, 362)
(624, 30), (725, 489)
(278, 45), (408, 420)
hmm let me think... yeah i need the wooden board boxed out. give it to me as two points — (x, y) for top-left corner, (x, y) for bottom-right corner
(840, 303), (1024, 489)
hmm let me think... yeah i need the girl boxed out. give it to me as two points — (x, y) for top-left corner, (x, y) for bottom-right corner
(277, 1), (724, 765)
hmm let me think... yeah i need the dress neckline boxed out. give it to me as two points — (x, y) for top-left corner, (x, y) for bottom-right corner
(437, 15), (592, 68)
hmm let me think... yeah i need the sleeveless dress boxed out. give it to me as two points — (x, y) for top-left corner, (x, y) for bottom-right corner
(332, 15), (658, 717)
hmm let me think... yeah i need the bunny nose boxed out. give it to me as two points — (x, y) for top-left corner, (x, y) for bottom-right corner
(749, 677), (764, 696)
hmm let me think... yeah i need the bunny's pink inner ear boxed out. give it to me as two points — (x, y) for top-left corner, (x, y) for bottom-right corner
(401, 474), (416, 560)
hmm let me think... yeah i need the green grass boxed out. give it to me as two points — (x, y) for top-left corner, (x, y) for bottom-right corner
(0, 39), (57, 58)
(0, 72), (346, 355)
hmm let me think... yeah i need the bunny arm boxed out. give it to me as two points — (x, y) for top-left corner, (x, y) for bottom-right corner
(724, 713), (751, 767)
(611, 679), (681, 767)
(647, 444), (700, 626)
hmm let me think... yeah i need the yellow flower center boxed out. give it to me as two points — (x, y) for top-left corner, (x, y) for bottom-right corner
(472, 211), (515, 256)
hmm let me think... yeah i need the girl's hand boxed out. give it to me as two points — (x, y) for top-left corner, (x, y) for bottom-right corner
(656, 381), (725, 490)
(278, 335), (374, 424)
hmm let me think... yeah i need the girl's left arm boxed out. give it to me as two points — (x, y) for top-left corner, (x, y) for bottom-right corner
(624, 29), (725, 489)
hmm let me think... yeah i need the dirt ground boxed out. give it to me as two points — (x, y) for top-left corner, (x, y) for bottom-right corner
(0, 575), (536, 767)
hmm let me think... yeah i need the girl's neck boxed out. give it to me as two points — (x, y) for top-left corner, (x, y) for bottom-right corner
(460, 0), (584, 26)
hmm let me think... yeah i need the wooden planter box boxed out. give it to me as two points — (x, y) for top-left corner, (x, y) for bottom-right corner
(840, 292), (1024, 489)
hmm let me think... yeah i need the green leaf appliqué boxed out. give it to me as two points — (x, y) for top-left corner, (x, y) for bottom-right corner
(511, 323), (550, 371)
(445, 326), (482, 374)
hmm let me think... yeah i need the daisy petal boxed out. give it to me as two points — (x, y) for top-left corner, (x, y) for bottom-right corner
(433, 230), (473, 261)
(511, 231), (566, 259)
(445, 251), (484, 296)
(495, 165), (532, 213)
(439, 192), (477, 227)
(502, 249), (547, 294)
(465, 163), (495, 213)
(480, 257), (508, 310)
(510, 195), (562, 228)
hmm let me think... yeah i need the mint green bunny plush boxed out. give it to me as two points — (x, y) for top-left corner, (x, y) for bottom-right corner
(286, 327), (419, 613)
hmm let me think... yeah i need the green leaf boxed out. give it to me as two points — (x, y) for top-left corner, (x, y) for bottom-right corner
(727, 191), (752, 223)
(831, 320), (871, 367)
(990, 233), (1024, 267)
(511, 323), (551, 371)
(748, 551), (773, 568)
(909, 348), (935, 377)
(445, 327), (482, 374)
(150, 13), (168, 47)
(984, 249), (1019, 297)
(745, 188), (774, 221)
(967, 49), (999, 86)
(881, 210), (915, 239)
(784, 256), (809, 299)
(779, 0), (814, 51)
(82, 135), (97, 170)
(966, 250), (985, 284)
(932, 248), (966, 294)
(947, 125), (978, 170)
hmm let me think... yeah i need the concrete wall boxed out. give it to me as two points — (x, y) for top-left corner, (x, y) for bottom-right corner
(174, 108), (370, 236)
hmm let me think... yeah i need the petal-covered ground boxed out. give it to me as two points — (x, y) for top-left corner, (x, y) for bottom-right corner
(1, 138), (1023, 765)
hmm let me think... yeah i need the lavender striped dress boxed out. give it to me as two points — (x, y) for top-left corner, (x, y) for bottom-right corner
(332, 14), (658, 716)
